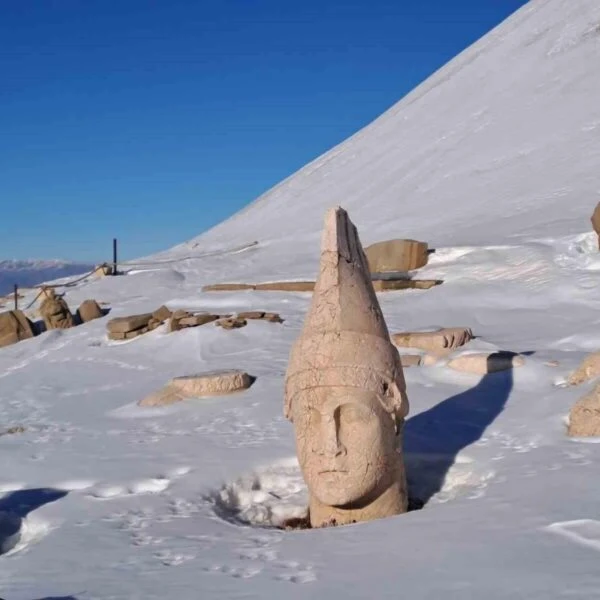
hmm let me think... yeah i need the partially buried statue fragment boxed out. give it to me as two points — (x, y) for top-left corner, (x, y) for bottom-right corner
(284, 206), (409, 528)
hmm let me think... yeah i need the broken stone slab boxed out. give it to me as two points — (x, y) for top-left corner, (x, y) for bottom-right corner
(591, 202), (600, 250)
(179, 314), (220, 327)
(107, 313), (153, 334)
(237, 311), (284, 323)
(77, 299), (103, 323)
(138, 370), (255, 407)
(567, 351), (600, 386)
(568, 384), (600, 437)
(0, 310), (35, 348)
(447, 352), (525, 374)
(392, 328), (474, 354)
(152, 305), (172, 322)
(365, 239), (429, 273)
(40, 295), (74, 330)
(216, 317), (247, 330)
(107, 326), (149, 341)
(372, 279), (442, 292)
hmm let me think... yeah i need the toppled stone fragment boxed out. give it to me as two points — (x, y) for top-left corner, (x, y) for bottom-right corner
(447, 351), (525, 374)
(0, 310), (35, 348)
(107, 313), (153, 334)
(216, 317), (247, 330)
(40, 291), (74, 330)
(77, 299), (103, 323)
(365, 239), (429, 273)
(567, 351), (600, 386)
(179, 314), (220, 327)
(138, 370), (255, 407)
(94, 263), (113, 277)
(237, 311), (266, 319)
(152, 305), (172, 322)
(568, 384), (600, 437)
(392, 328), (473, 355)
(284, 206), (409, 529)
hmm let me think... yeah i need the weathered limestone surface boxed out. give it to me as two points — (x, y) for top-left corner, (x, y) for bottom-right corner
(152, 305), (172, 322)
(567, 351), (600, 386)
(107, 313), (152, 335)
(568, 384), (600, 437)
(77, 299), (104, 323)
(216, 317), (247, 330)
(284, 206), (409, 528)
(392, 327), (473, 354)
(139, 370), (255, 407)
(591, 202), (600, 249)
(365, 239), (429, 273)
(0, 310), (35, 348)
(40, 292), (74, 330)
(447, 352), (525, 374)
(94, 263), (113, 277)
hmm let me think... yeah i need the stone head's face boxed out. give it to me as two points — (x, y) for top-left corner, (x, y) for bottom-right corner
(291, 386), (399, 508)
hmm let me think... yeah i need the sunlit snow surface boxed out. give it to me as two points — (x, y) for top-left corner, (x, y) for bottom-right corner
(2, 0), (600, 597)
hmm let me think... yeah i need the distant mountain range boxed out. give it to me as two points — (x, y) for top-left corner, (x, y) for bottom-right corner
(0, 260), (95, 297)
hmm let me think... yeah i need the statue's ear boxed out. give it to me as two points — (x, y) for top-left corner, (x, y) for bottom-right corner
(382, 377), (409, 432)
(284, 385), (294, 422)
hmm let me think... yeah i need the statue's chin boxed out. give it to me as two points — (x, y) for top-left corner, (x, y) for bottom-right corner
(311, 477), (374, 508)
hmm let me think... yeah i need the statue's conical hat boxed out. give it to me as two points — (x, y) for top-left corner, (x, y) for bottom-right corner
(284, 207), (408, 425)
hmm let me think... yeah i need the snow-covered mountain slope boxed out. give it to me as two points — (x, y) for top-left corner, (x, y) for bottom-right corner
(2, 1), (600, 599)
(171, 0), (600, 276)
(0, 260), (95, 297)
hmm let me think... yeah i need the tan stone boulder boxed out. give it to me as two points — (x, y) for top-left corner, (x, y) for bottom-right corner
(392, 327), (473, 355)
(447, 352), (525, 374)
(568, 384), (600, 437)
(77, 299), (103, 323)
(94, 263), (113, 277)
(107, 313), (152, 335)
(40, 292), (74, 330)
(138, 370), (255, 407)
(591, 202), (600, 249)
(567, 352), (600, 386)
(179, 314), (220, 327)
(237, 311), (284, 323)
(216, 317), (247, 330)
(152, 305), (172, 322)
(365, 239), (429, 273)
(0, 310), (35, 348)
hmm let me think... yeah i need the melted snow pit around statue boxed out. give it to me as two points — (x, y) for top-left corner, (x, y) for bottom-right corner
(208, 455), (495, 531)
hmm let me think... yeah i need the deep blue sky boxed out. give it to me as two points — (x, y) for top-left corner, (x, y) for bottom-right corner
(1, 0), (528, 261)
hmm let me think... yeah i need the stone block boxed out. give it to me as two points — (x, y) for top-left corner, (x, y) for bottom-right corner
(77, 299), (103, 323)
(447, 352), (525, 374)
(392, 328), (473, 354)
(216, 317), (247, 330)
(365, 239), (429, 273)
(152, 305), (172, 322)
(138, 370), (255, 407)
(107, 313), (152, 334)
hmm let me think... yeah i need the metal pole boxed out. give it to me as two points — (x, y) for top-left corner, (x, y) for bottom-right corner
(13, 284), (18, 310)
(113, 238), (118, 276)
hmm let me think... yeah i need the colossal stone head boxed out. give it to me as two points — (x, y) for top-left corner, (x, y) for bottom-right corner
(284, 207), (409, 527)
